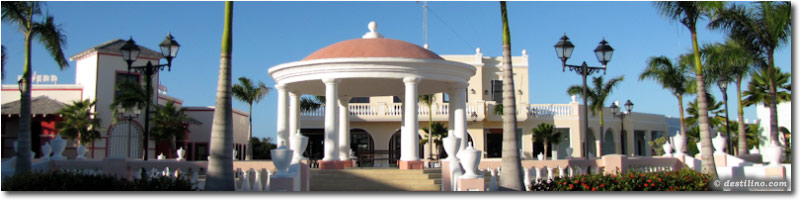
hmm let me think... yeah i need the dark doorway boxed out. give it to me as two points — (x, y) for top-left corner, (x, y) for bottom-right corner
(350, 129), (374, 167)
(300, 129), (325, 161)
(31, 120), (42, 158)
(388, 131), (422, 167)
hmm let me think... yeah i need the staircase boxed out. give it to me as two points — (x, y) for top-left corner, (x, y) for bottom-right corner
(310, 168), (442, 191)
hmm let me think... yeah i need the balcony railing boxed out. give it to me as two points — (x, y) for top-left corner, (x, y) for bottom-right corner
(300, 103), (484, 120)
(529, 104), (572, 116)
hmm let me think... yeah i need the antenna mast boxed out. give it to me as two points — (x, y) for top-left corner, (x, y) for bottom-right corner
(422, 1), (428, 49)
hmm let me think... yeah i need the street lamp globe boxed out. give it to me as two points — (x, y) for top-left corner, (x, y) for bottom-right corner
(594, 38), (613, 67)
(159, 33), (181, 69)
(717, 76), (729, 91)
(554, 33), (575, 70)
(120, 37), (141, 71)
(624, 100), (634, 113)
(610, 102), (620, 115)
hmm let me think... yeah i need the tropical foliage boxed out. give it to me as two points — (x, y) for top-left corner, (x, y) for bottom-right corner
(640, 56), (694, 139)
(251, 137), (277, 160)
(2, 1), (69, 174)
(648, 137), (668, 156)
(418, 94), (435, 162)
(685, 93), (725, 128)
(300, 96), (325, 112)
(232, 76), (271, 160)
(709, 1), (790, 147)
(1, 171), (193, 191)
(654, 1), (724, 178)
(150, 100), (193, 155)
(420, 122), (448, 158)
(109, 79), (147, 123)
(531, 123), (561, 158)
(529, 169), (712, 191)
(743, 67), (791, 107)
(55, 99), (102, 145)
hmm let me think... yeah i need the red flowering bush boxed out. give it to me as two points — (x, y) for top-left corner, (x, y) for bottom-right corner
(528, 168), (711, 191)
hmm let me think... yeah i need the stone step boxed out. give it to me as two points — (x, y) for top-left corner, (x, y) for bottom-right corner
(311, 173), (438, 179)
(311, 178), (437, 186)
(310, 184), (440, 191)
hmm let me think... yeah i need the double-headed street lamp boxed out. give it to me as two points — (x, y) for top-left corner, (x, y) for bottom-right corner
(610, 100), (633, 155)
(119, 34), (180, 160)
(717, 76), (733, 155)
(554, 33), (614, 157)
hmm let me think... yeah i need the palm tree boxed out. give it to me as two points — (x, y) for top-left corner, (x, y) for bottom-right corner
(232, 76), (271, 160)
(300, 96), (325, 112)
(498, 1), (523, 191)
(701, 39), (757, 155)
(686, 93), (726, 128)
(150, 100), (193, 158)
(418, 94), (435, 163)
(1, 45), (6, 80)
(2, 1), (69, 174)
(206, 1), (235, 191)
(109, 79), (147, 123)
(531, 123), (562, 159)
(709, 1), (790, 147)
(567, 76), (624, 155)
(55, 99), (102, 146)
(654, 1), (724, 177)
(742, 68), (791, 108)
(640, 56), (693, 153)
(420, 121), (447, 159)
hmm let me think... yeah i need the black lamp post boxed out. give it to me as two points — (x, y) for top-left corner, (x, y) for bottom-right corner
(119, 34), (180, 160)
(718, 76), (733, 155)
(554, 33), (614, 157)
(610, 100), (633, 155)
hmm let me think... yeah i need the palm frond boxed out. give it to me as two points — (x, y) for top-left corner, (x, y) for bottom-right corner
(31, 15), (68, 69)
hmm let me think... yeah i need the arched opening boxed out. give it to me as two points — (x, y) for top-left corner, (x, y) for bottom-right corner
(107, 120), (144, 159)
(388, 131), (423, 167)
(350, 128), (375, 167)
(603, 128), (616, 155)
(620, 129), (627, 155)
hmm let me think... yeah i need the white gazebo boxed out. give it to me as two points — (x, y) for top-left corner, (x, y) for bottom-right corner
(268, 22), (476, 169)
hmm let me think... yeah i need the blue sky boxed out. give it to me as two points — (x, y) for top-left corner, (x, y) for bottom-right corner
(1, 1), (791, 141)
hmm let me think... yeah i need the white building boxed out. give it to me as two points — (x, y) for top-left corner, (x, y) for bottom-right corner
(1, 39), (250, 160)
(757, 101), (791, 149)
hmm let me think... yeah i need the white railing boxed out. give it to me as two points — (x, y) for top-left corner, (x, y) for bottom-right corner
(301, 106), (325, 117)
(349, 103), (377, 116)
(436, 104), (449, 115)
(529, 104), (571, 116)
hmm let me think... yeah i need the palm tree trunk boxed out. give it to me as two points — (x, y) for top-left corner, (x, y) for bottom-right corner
(543, 142), (549, 159)
(427, 103), (433, 163)
(15, 28), (33, 174)
(691, 31), (718, 178)
(736, 77), (747, 154)
(246, 104), (253, 160)
(206, 1), (235, 191)
(598, 111), (604, 155)
(677, 94), (687, 153)
(498, 1), (524, 191)
(766, 53), (779, 146)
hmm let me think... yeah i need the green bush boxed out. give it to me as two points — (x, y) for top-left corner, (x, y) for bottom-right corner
(2, 170), (193, 191)
(529, 168), (712, 191)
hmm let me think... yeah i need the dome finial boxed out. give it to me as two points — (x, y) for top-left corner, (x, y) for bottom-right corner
(362, 21), (383, 39)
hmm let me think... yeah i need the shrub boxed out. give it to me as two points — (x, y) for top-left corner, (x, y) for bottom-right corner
(529, 168), (711, 191)
(2, 170), (193, 191)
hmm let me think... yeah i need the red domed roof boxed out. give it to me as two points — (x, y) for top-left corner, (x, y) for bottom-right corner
(302, 38), (443, 61)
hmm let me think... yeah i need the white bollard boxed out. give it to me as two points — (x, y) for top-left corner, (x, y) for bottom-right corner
(546, 167), (554, 180)
(241, 170), (251, 192)
(253, 169), (263, 191)
(523, 167), (531, 191)
(191, 169), (200, 190)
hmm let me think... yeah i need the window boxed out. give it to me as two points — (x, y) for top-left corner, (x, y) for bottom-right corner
(349, 97), (369, 103)
(491, 80), (502, 102)
(115, 73), (140, 99)
(393, 96), (402, 103)
(442, 93), (449, 103)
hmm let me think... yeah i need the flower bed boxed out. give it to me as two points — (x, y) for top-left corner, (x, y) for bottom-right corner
(529, 169), (712, 191)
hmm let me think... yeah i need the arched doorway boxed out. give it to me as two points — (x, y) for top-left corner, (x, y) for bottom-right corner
(108, 120), (143, 159)
(350, 129), (375, 167)
(586, 128), (597, 157)
(388, 131), (423, 167)
(603, 129), (616, 155)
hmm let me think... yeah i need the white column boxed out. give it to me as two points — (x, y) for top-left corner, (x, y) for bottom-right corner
(447, 89), (455, 137)
(451, 83), (468, 151)
(401, 77), (421, 161)
(276, 84), (290, 147)
(338, 96), (351, 161)
(289, 92), (300, 137)
(322, 78), (340, 161)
